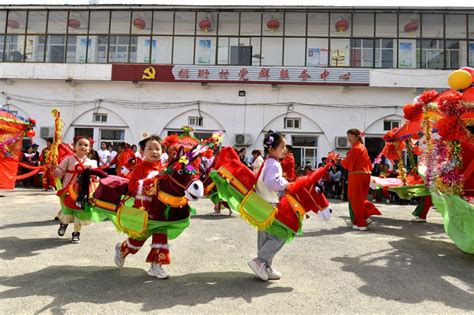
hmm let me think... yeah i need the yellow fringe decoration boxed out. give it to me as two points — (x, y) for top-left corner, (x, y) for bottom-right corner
(238, 190), (278, 231)
(116, 205), (149, 239)
(48, 108), (63, 168)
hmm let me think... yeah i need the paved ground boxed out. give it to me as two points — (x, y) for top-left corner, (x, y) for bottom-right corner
(0, 189), (473, 314)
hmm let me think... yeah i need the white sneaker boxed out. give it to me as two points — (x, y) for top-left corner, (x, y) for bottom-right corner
(114, 243), (125, 268)
(147, 263), (169, 279)
(352, 225), (368, 231)
(248, 258), (269, 281)
(411, 216), (427, 223)
(266, 266), (282, 280)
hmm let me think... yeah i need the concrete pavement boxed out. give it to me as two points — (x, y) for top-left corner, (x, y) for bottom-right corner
(0, 189), (473, 314)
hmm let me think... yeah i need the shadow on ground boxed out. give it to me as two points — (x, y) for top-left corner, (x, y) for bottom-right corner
(0, 219), (58, 231)
(0, 267), (293, 313)
(311, 216), (474, 311)
(0, 237), (69, 260)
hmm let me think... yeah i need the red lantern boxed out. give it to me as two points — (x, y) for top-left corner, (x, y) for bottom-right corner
(7, 19), (20, 29)
(133, 18), (146, 30)
(335, 18), (348, 32)
(68, 19), (81, 29)
(199, 19), (212, 32)
(266, 18), (280, 31)
(404, 20), (418, 33)
(26, 129), (35, 138)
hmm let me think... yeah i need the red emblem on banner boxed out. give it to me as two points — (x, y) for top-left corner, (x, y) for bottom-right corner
(219, 69), (229, 80)
(339, 72), (351, 80)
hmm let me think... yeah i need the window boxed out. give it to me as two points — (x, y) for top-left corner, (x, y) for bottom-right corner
(48, 11), (67, 34)
(87, 35), (108, 63)
(384, 120), (400, 131)
(446, 14), (466, 39)
(0, 35), (4, 61)
(422, 14), (443, 38)
(109, 35), (130, 63)
(68, 11), (89, 34)
(6, 11), (27, 34)
(306, 38), (328, 67)
(241, 12), (261, 36)
(330, 38), (350, 67)
(100, 129), (124, 150)
(132, 11), (152, 35)
(75, 128), (94, 139)
(291, 136), (318, 168)
(330, 13), (351, 38)
(174, 12), (195, 35)
(284, 118), (301, 129)
(446, 40), (466, 69)
(469, 41), (474, 67)
(111, 11), (131, 34)
(195, 37), (216, 65)
(153, 11), (174, 34)
(25, 35), (45, 62)
(93, 113), (107, 123)
(220, 37), (257, 66)
(307, 12), (328, 36)
(375, 39), (395, 68)
(263, 12), (283, 36)
(5, 35), (25, 62)
(218, 12), (239, 35)
(27, 11), (47, 33)
(66, 35), (88, 63)
(399, 14), (420, 38)
(285, 12), (306, 36)
(217, 37), (238, 64)
(151, 36), (172, 63)
(89, 11), (110, 34)
(130, 36), (151, 63)
(197, 12), (217, 35)
(350, 38), (374, 67)
(353, 13), (374, 37)
(283, 37), (305, 66)
(194, 132), (213, 140)
(173, 36), (194, 64)
(46, 35), (66, 63)
(0, 11), (6, 33)
(188, 116), (203, 127)
(376, 13), (397, 37)
(261, 37), (282, 66)
(422, 39), (444, 69)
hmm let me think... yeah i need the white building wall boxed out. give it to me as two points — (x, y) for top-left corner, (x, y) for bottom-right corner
(0, 63), (452, 167)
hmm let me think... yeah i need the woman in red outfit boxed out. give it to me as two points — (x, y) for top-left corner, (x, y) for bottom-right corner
(341, 129), (381, 231)
(281, 145), (296, 182)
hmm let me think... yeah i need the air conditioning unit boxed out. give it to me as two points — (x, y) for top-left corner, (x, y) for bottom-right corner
(335, 136), (351, 149)
(40, 127), (54, 139)
(235, 133), (251, 146)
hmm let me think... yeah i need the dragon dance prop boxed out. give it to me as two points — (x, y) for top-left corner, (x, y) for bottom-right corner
(0, 109), (37, 189)
(375, 67), (474, 253)
(210, 147), (333, 242)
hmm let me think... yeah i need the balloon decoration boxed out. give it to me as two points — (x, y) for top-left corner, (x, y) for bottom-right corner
(266, 18), (280, 31)
(68, 19), (81, 29)
(133, 18), (146, 30)
(335, 18), (349, 32)
(198, 18), (212, 32)
(460, 67), (474, 83)
(448, 69), (472, 90)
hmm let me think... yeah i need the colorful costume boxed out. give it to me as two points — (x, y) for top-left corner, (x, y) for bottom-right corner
(118, 160), (171, 264)
(341, 142), (381, 227)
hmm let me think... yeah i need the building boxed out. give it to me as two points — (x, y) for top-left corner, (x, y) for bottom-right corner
(1, 5), (473, 168)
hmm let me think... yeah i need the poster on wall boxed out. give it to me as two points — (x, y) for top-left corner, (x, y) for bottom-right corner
(331, 49), (346, 67)
(196, 39), (212, 64)
(307, 48), (328, 67)
(469, 43), (474, 66)
(399, 41), (416, 68)
(77, 37), (90, 63)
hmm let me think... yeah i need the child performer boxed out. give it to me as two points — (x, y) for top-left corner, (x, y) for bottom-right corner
(248, 131), (289, 281)
(113, 135), (170, 279)
(54, 136), (97, 243)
